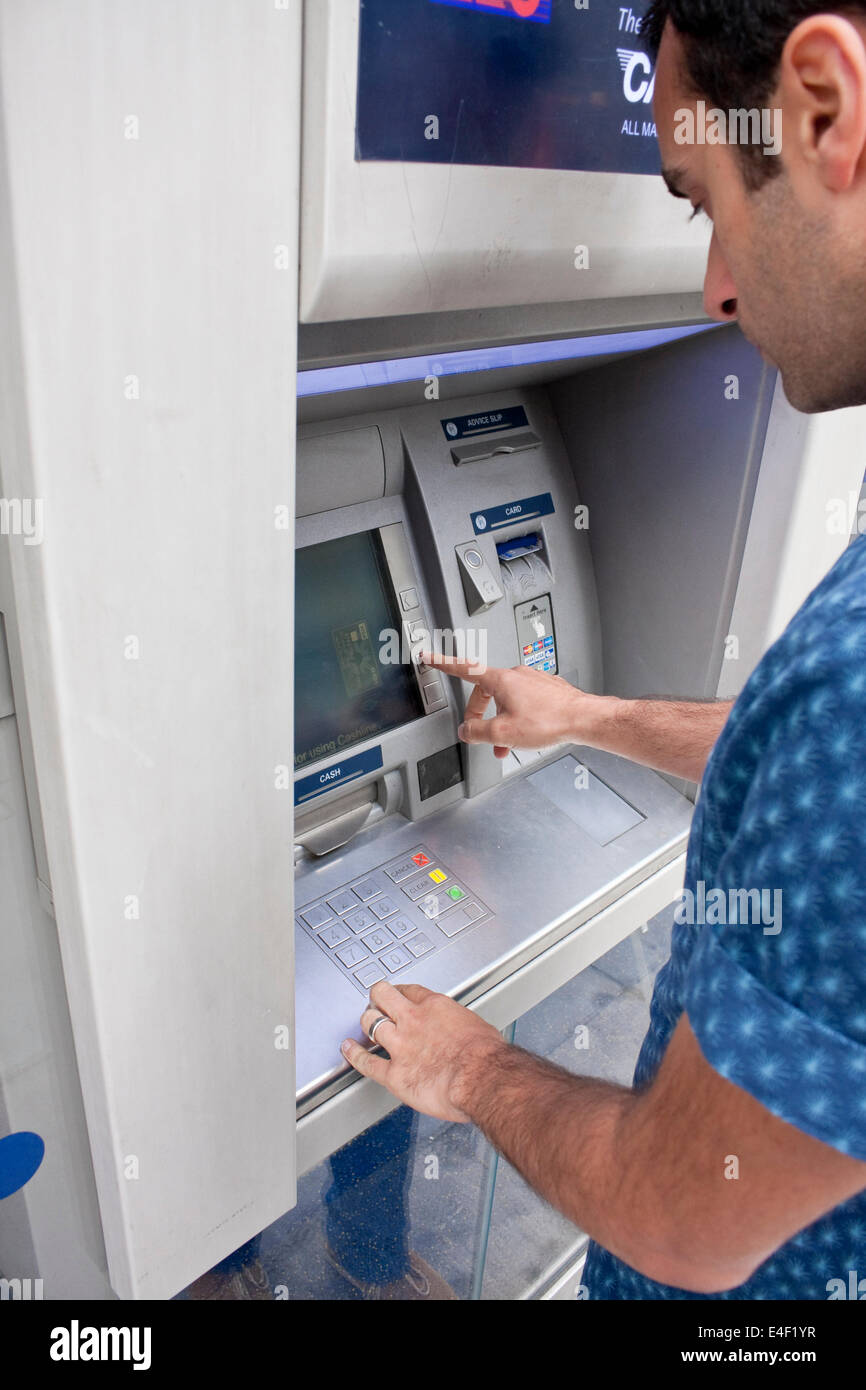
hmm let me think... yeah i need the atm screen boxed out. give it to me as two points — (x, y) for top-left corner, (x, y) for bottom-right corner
(294, 531), (425, 771)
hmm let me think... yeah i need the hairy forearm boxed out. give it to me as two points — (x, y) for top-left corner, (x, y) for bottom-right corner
(459, 1042), (638, 1260)
(456, 1040), (722, 1290)
(578, 695), (734, 783)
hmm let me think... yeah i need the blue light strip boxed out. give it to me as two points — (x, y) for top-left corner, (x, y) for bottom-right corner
(297, 323), (718, 397)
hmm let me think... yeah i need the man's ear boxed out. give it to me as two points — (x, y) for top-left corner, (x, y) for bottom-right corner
(779, 15), (866, 192)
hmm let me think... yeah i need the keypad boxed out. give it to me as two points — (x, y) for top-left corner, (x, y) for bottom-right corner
(296, 845), (491, 993)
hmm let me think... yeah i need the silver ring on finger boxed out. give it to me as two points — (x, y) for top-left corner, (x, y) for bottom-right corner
(367, 1013), (394, 1047)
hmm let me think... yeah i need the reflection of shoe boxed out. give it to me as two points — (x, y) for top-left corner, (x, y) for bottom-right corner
(185, 1257), (272, 1301)
(325, 1244), (458, 1300)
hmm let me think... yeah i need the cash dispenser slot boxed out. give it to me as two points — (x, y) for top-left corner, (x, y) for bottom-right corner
(294, 770), (404, 859)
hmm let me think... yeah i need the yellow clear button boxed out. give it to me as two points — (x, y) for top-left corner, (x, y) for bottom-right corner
(428, 868), (447, 884)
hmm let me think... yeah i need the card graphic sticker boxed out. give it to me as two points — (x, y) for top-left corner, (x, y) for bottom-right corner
(514, 594), (558, 674)
(332, 620), (382, 699)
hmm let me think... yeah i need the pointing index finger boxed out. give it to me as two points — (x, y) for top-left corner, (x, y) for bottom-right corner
(421, 651), (499, 686)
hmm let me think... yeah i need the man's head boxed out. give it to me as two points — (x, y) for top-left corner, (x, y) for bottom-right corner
(646, 2), (866, 412)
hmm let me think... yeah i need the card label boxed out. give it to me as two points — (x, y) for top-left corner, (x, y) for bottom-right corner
(471, 491), (555, 534)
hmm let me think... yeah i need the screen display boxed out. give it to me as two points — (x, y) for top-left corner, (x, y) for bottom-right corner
(294, 531), (425, 771)
(357, 0), (659, 176)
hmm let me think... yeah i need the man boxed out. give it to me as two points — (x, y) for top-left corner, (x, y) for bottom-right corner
(342, 2), (866, 1298)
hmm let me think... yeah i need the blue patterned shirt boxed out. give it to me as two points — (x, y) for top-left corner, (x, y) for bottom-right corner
(584, 534), (866, 1300)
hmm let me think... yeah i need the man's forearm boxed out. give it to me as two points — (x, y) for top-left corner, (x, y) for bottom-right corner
(578, 695), (734, 783)
(455, 1040), (701, 1289)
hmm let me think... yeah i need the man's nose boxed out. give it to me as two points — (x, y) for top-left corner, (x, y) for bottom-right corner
(703, 230), (738, 321)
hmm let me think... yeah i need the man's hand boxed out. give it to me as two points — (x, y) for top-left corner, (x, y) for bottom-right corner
(421, 651), (605, 759)
(424, 651), (732, 783)
(342, 981), (505, 1122)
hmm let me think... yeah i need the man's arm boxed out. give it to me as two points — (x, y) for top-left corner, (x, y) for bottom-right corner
(591, 694), (735, 783)
(424, 653), (732, 784)
(344, 984), (866, 1293)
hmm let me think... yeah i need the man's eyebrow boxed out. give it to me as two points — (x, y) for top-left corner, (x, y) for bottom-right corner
(661, 165), (691, 199)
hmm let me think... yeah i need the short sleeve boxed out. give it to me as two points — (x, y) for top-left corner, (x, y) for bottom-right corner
(682, 609), (866, 1160)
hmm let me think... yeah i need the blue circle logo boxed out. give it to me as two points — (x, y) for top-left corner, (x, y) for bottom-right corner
(0, 1132), (45, 1199)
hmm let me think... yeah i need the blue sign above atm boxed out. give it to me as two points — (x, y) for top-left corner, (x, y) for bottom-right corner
(430, 0), (552, 22)
(295, 746), (384, 807)
(472, 492), (555, 534)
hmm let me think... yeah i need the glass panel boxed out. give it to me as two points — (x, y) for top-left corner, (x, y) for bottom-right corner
(479, 906), (674, 1300)
(176, 1104), (502, 1301)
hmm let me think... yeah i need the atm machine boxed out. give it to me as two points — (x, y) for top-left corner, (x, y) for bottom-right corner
(1, 0), (864, 1301)
(294, 367), (702, 1112)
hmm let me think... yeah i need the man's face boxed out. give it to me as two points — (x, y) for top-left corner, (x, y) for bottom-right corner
(653, 22), (866, 413)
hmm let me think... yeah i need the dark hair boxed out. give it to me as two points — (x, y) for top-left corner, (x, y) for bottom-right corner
(643, 2), (866, 186)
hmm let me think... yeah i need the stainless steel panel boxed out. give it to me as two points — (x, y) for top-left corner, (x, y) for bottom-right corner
(527, 756), (644, 845)
(295, 744), (691, 1110)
